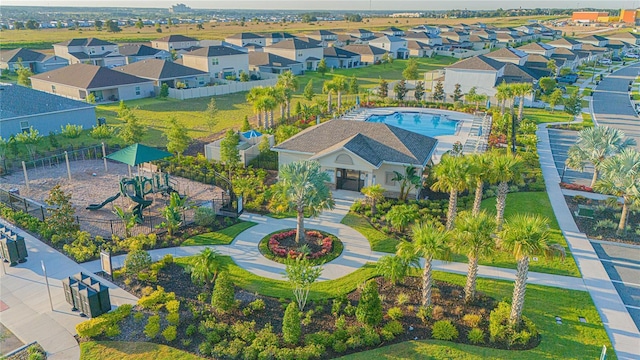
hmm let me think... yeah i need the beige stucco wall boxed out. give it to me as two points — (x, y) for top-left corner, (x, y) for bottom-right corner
(444, 68), (499, 97)
(31, 79), (83, 99)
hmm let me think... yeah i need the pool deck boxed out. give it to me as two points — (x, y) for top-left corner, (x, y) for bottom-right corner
(341, 107), (477, 162)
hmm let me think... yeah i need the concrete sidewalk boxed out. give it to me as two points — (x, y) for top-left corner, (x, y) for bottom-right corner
(0, 219), (138, 360)
(537, 124), (640, 359)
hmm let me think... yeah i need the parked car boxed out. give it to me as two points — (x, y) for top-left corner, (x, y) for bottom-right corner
(626, 53), (639, 59)
(599, 58), (612, 65)
(612, 56), (622, 62)
(557, 74), (578, 84)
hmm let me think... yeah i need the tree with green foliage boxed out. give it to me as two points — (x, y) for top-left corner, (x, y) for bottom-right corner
(15, 126), (41, 160)
(161, 192), (187, 236)
(453, 211), (496, 302)
(394, 79), (407, 101)
(124, 249), (152, 275)
(431, 154), (470, 230)
(275, 124), (300, 143)
(451, 83), (463, 102)
(391, 165), (422, 202)
(246, 87), (266, 127)
(499, 214), (564, 325)
(211, 271), (234, 312)
(278, 160), (334, 243)
(414, 80), (425, 101)
(513, 83), (533, 122)
(317, 58), (328, 77)
(0, 137), (7, 167)
(294, 101), (302, 116)
(594, 148), (640, 233)
(86, 93), (96, 104)
(466, 153), (492, 216)
(539, 77), (556, 95)
(546, 59), (557, 76)
(45, 184), (79, 239)
(285, 256), (322, 311)
(189, 248), (224, 287)
(303, 79), (315, 101)
(360, 184), (385, 216)
(158, 83), (169, 98)
(356, 280), (383, 326)
(241, 115), (251, 132)
(165, 117), (191, 158)
(205, 97), (219, 132)
(381, 52), (393, 67)
(105, 19), (121, 32)
(283, 302), (301, 344)
(113, 205), (137, 238)
(402, 57), (419, 80)
(548, 88), (563, 112)
(135, 18), (144, 29)
(276, 70), (299, 118)
(239, 70), (250, 82)
(219, 129), (240, 165)
(119, 108), (145, 144)
(348, 75), (359, 95)
(559, 67), (572, 77)
(376, 255), (417, 285)
(385, 203), (419, 232)
(433, 80), (445, 102)
(94, 19), (103, 30)
(489, 153), (525, 230)
(25, 20), (39, 30)
(378, 78), (389, 99)
(563, 91), (583, 116)
(16, 62), (33, 87)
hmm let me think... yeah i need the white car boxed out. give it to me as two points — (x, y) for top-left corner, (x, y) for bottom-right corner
(627, 53), (639, 58)
(599, 59), (612, 65)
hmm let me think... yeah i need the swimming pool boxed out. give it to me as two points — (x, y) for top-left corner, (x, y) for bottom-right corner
(366, 111), (460, 137)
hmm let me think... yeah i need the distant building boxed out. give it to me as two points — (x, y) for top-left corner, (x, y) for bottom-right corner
(151, 35), (200, 51)
(53, 38), (125, 67)
(571, 11), (609, 23)
(620, 9), (640, 24)
(119, 44), (171, 64)
(169, 3), (191, 13)
(0, 48), (68, 73)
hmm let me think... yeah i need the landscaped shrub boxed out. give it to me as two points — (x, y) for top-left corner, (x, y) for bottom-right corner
(489, 302), (539, 347)
(90, 124), (115, 139)
(417, 306), (432, 324)
(166, 299), (180, 313)
(137, 286), (177, 310)
(162, 325), (177, 342)
(387, 306), (403, 320)
(468, 327), (485, 344)
(194, 207), (218, 227)
(249, 298), (266, 312)
(283, 302), (302, 345)
(362, 326), (381, 346)
(305, 331), (334, 348)
(63, 231), (103, 262)
(105, 324), (121, 337)
(383, 320), (404, 337)
(332, 340), (347, 353)
(432, 305), (445, 320)
(211, 271), (234, 312)
(431, 320), (459, 341)
(462, 314), (482, 328)
(396, 293), (409, 306)
(144, 315), (161, 339)
(167, 311), (180, 326)
(124, 249), (152, 275)
(75, 304), (132, 338)
(60, 124), (83, 138)
(356, 280), (383, 326)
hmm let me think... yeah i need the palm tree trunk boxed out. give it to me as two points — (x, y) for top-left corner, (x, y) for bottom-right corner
(617, 201), (629, 234)
(296, 207), (305, 243)
(371, 198), (377, 216)
(338, 91), (342, 110)
(500, 99), (506, 115)
(446, 189), (458, 230)
(518, 96), (525, 122)
(472, 180), (484, 216)
(464, 255), (479, 302)
(257, 112), (262, 128)
(270, 109), (275, 127)
(327, 93), (332, 112)
(287, 100), (291, 119)
(590, 168), (598, 188)
(509, 256), (529, 325)
(264, 110), (269, 129)
(280, 104), (285, 122)
(496, 181), (509, 230)
(422, 256), (433, 307)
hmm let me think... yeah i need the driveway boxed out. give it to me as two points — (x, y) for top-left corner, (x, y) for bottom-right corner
(593, 62), (640, 149)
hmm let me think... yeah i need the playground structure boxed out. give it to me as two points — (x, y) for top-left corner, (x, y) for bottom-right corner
(86, 172), (179, 221)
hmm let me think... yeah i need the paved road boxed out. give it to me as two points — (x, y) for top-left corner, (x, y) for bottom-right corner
(547, 128), (593, 186)
(593, 62), (640, 149)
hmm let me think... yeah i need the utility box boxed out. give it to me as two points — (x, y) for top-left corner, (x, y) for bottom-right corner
(63, 272), (111, 317)
(0, 230), (27, 265)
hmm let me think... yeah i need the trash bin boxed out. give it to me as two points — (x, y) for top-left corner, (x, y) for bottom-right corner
(64, 272), (111, 317)
(8, 188), (19, 196)
(97, 117), (106, 126)
(0, 237), (20, 266)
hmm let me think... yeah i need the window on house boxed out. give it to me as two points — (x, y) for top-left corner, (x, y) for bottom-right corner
(385, 172), (397, 186)
(51, 85), (56, 93)
(298, 52), (303, 57)
(20, 121), (30, 132)
(135, 86), (140, 95)
(211, 58), (219, 65)
(101, 46), (105, 51)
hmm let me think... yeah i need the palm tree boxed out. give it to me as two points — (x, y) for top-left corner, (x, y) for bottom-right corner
(278, 160), (335, 243)
(594, 148), (640, 233)
(391, 165), (422, 202)
(467, 153), (492, 216)
(566, 126), (637, 188)
(488, 153), (525, 230)
(189, 248), (224, 287)
(247, 87), (266, 127)
(361, 184), (385, 216)
(113, 205), (137, 238)
(398, 222), (451, 307)
(499, 214), (565, 325)
(495, 82), (512, 115)
(453, 211), (496, 302)
(431, 154), (471, 230)
(514, 83), (533, 122)
(332, 75), (348, 110)
(276, 70), (299, 119)
(323, 80), (336, 113)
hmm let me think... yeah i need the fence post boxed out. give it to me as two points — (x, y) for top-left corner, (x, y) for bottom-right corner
(102, 143), (108, 172)
(22, 161), (30, 191)
(110, 220), (114, 236)
(41, 205), (45, 221)
(64, 151), (72, 180)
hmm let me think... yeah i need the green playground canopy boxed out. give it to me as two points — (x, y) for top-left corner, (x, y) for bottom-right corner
(106, 143), (173, 166)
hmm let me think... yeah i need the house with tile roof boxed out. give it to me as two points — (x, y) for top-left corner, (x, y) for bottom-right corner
(404, 32), (443, 46)
(263, 38), (323, 71)
(517, 42), (555, 57)
(263, 32), (296, 46)
(151, 34), (200, 51)
(347, 29), (375, 40)
(119, 44), (171, 64)
(273, 119), (438, 196)
(485, 47), (528, 65)
(53, 38), (125, 67)
(606, 32), (640, 46)
(406, 40), (434, 57)
(322, 47), (361, 69)
(114, 59), (209, 89)
(523, 54), (555, 75)
(369, 35), (409, 59)
(0, 83), (96, 138)
(380, 27), (405, 37)
(547, 38), (582, 51)
(306, 30), (338, 47)
(225, 33), (266, 47)
(181, 45), (249, 80)
(30, 63), (154, 102)
(341, 45), (388, 65)
(0, 48), (68, 73)
(576, 35), (609, 47)
(248, 52), (304, 75)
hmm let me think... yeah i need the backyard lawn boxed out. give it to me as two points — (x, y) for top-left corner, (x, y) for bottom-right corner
(181, 221), (257, 246)
(522, 108), (573, 124)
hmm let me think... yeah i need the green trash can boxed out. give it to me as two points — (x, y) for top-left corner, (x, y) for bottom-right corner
(0, 236), (20, 266)
(62, 277), (79, 310)
(77, 284), (102, 318)
(65, 272), (111, 316)
(7, 233), (27, 263)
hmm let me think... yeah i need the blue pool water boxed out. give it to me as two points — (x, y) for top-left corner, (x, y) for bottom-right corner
(366, 111), (459, 137)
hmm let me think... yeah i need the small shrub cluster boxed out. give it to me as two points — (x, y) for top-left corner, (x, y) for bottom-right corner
(60, 124), (83, 138)
(211, 271), (235, 313)
(560, 182), (593, 192)
(432, 320), (459, 341)
(489, 302), (539, 347)
(76, 304), (132, 338)
(137, 286), (177, 311)
(267, 230), (333, 259)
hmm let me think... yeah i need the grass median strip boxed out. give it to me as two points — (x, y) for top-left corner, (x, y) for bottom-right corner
(181, 221), (257, 246)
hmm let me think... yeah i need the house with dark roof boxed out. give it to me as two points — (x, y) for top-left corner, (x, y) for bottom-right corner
(181, 45), (249, 80)
(53, 38), (125, 67)
(497, 63), (545, 85)
(444, 55), (506, 96)
(323, 47), (361, 69)
(369, 35), (409, 59)
(576, 35), (608, 47)
(341, 45), (388, 65)
(404, 32), (443, 46)
(225, 33), (266, 47)
(0, 48), (68, 73)
(0, 83), (96, 138)
(524, 54), (555, 75)
(114, 59), (209, 89)
(307, 30), (338, 47)
(606, 32), (640, 46)
(151, 35), (200, 51)
(485, 47), (528, 65)
(380, 27), (405, 37)
(273, 119), (438, 196)
(30, 63), (155, 102)
(248, 52), (304, 75)
(547, 38), (582, 51)
(263, 32), (296, 46)
(119, 44), (171, 64)
(347, 29), (375, 40)
(495, 32), (522, 47)
(263, 38), (323, 71)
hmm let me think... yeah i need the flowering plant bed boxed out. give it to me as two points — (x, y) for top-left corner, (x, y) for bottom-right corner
(560, 182), (593, 193)
(258, 229), (343, 265)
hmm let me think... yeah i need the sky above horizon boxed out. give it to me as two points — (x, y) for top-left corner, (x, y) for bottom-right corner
(2, 0), (639, 10)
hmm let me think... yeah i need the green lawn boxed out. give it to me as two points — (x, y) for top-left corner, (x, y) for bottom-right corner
(341, 213), (399, 253)
(181, 221), (257, 246)
(582, 112), (594, 127)
(523, 108), (573, 124)
(564, 85), (579, 94)
(80, 341), (203, 359)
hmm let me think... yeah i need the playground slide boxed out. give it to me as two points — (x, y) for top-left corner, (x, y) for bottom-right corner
(129, 195), (153, 221)
(86, 193), (121, 210)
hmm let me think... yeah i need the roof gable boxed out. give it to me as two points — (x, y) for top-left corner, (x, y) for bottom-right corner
(0, 48), (45, 63)
(186, 45), (246, 57)
(154, 34), (198, 43)
(31, 63), (151, 89)
(0, 83), (94, 120)
(446, 55), (505, 71)
(114, 59), (207, 80)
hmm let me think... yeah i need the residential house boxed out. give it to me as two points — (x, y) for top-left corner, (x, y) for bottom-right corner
(468, 35), (493, 50)
(307, 30), (338, 47)
(263, 38), (323, 71)
(114, 59), (209, 90)
(404, 32), (443, 47)
(499, 63), (545, 85)
(263, 32), (296, 46)
(181, 45), (249, 80)
(606, 40), (632, 57)
(273, 119), (438, 197)
(347, 29), (375, 40)
(517, 42), (555, 57)
(443, 55), (506, 97)
(410, 25), (440, 37)
(341, 45), (388, 65)
(225, 33), (266, 47)
(407, 40), (434, 57)
(30, 63), (154, 102)
(547, 38), (582, 51)
(118, 44), (171, 64)
(606, 32), (640, 46)
(470, 29), (497, 42)
(440, 31), (470, 44)
(248, 52), (304, 75)
(485, 47), (528, 65)
(549, 47), (581, 70)
(334, 34), (360, 47)
(151, 34), (200, 51)
(495, 32), (522, 47)
(380, 27), (405, 37)
(244, 44), (264, 52)
(0, 83), (96, 138)
(323, 47), (361, 69)
(368, 35), (409, 59)
(576, 35), (608, 47)
(53, 38), (125, 67)
(0, 48), (68, 73)
(524, 54), (555, 76)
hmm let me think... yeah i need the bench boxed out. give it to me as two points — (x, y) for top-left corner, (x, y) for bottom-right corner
(575, 205), (595, 219)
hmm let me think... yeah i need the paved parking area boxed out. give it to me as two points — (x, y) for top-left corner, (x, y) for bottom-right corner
(591, 241), (640, 330)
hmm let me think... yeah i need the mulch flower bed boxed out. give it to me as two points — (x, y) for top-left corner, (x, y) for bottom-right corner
(259, 229), (344, 265)
(566, 196), (640, 244)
